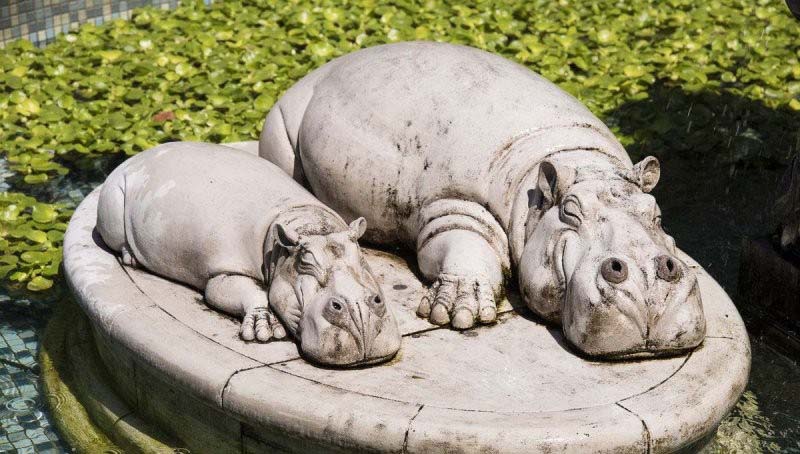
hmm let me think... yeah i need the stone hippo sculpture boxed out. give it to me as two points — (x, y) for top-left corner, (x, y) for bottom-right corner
(259, 41), (705, 358)
(96, 142), (401, 366)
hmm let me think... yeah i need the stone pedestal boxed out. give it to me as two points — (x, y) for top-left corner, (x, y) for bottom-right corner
(60, 177), (751, 453)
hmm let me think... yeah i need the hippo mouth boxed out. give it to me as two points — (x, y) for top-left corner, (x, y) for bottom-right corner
(346, 350), (399, 368)
(576, 278), (705, 361)
(595, 339), (701, 360)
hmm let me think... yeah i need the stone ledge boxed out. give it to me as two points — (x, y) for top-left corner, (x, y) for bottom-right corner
(62, 175), (751, 453)
(40, 297), (182, 453)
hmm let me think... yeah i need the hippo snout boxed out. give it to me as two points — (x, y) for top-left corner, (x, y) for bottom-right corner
(301, 293), (401, 367)
(563, 253), (705, 359)
(646, 271), (705, 352)
(655, 255), (681, 282)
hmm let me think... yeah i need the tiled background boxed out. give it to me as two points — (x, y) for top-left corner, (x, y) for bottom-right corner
(0, 292), (67, 453)
(0, 0), (212, 48)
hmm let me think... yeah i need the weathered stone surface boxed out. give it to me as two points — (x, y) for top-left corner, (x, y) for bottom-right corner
(224, 366), (421, 453)
(273, 313), (687, 413)
(95, 142), (401, 367)
(260, 41), (705, 358)
(124, 266), (300, 365)
(405, 405), (648, 453)
(618, 337), (751, 452)
(64, 185), (750, 453)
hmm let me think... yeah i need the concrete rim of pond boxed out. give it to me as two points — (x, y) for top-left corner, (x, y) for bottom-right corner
(40, 296), (184, 453)
(62, 171), (750, 453)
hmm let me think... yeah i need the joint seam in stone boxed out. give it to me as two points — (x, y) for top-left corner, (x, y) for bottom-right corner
(111, 410), (135, 428)
(617, 350), (693, 403)
(616, 402), (651, 454)
(402, 404), (424, 453)
(221, 365), (267, 408)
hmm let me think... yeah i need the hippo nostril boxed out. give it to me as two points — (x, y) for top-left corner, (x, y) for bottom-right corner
(372, 295), (382, 305)
(601, 258), (628, 284)
(656, 255), (682, 282)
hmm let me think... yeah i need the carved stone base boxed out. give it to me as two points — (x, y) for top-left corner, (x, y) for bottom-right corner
(739, 238), (800, 356)
(60, 178), (750, 453)
(60, 140), (748, 452)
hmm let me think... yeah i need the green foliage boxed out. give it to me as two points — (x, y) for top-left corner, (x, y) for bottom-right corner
(0, 0), (799, 291)
(0, 192), (72, 291)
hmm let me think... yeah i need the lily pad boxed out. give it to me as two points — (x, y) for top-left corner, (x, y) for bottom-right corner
(26, 275), (53, 291)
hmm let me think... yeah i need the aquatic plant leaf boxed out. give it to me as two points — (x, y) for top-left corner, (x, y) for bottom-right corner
(26, 275), (53, 291)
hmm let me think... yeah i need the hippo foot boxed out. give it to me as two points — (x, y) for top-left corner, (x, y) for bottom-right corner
(120, 246), (139, 267)
(417, 274), (497, 329)
(240, 306), (287, 342)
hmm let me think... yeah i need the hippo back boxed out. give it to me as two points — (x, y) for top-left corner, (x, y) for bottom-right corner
(104, 142), (337, 289)
(292, 41), (631, 244)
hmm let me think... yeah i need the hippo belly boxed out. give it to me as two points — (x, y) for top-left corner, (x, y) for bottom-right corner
(270, 41), (628, 246)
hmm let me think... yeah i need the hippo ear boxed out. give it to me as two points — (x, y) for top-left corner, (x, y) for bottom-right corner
(275, 223), (300, 250)
(633, 156), (660, 193)
(528, 161), (575, 212)
(348, 217), (367, 241)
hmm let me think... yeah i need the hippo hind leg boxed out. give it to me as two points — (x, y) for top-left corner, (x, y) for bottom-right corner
(205, 274), (287, 342)
(416, 230), (503, 329)
(259, 104), (307, 185)
(97, 172), (139, 267)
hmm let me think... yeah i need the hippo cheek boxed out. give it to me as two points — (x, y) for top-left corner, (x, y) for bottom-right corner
(647, 277), (706, 352)
(518, 255), (563, 324)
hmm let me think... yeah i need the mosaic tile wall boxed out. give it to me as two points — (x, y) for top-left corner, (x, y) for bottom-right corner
(0, 0), (212, 48)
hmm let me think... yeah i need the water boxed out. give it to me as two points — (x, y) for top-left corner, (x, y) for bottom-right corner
(0, 291), (68, 453)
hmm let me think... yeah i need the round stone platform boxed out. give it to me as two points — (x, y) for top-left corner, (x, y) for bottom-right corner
(62, 186), (750, 453)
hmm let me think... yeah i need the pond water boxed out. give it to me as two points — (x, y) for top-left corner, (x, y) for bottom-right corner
(655, 158), (800, 453)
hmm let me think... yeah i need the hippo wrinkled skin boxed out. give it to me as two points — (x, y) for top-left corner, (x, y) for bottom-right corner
(259, 41), (705, 358)
(96, 142), (401, 366)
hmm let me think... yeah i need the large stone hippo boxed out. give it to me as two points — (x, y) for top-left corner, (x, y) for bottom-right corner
(259, 41), (705, 358)
(96, 142), (401, 366)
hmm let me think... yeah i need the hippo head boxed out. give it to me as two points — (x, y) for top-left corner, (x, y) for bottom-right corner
(268, 218), (401, 367)
(518, 157), (705, 358)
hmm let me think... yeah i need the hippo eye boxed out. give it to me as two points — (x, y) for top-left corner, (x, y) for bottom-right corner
(560, 197), (582, 228)
(296, 250), (325, 283)
(330, 299), (343, 311)
(300, 251), (317, 265)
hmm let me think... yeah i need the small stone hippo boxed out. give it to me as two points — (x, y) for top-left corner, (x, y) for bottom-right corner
(96, 142), (401, 366)
(259, 41), (705, 358)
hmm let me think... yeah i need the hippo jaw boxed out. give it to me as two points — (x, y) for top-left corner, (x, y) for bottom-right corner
(269, 218), (401, 367)
(518, 157), (706, 358)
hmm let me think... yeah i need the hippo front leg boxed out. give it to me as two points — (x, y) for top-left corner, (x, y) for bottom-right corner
(205, 274), (287, 342)
(416, 230), (503, 329)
